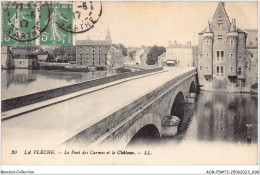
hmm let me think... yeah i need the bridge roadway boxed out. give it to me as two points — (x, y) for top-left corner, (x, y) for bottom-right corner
(2, 67), (195, 148)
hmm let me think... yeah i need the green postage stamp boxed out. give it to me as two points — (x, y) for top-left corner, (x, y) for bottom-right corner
(2, 1), (102, 46)
(40, 3), (73, 45)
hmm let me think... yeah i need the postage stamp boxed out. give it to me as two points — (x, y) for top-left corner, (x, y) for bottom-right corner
(2, 1), (102, 45)
(2, 2), (37, 45)
(40, 3), (73, 45)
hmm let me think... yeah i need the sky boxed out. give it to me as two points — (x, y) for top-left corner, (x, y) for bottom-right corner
(75, 1), (258, 48)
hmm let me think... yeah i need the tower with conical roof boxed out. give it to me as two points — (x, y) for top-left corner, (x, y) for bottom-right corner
(227, 19), (238, 77)
(202, 21), (214, 77)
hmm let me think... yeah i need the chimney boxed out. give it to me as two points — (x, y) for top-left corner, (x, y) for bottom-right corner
(221, 2), (225, 8)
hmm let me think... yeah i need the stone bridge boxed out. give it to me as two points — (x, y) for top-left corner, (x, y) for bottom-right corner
(65, 67), (198, 147)
(2, 67), (197, 150)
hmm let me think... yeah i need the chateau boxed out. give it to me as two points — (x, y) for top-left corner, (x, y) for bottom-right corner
(197, 2), (258, 92)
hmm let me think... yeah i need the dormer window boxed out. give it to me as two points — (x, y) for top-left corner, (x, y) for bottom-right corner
(217, 23), (223, 29)
(218, 35), (223, 43)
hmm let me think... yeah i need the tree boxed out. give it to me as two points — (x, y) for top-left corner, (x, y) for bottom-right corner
(112, 44), (128, 56)
(53, 47), (65, 58)
(46, 54), (55, 62)
(146, 45), (166, 65)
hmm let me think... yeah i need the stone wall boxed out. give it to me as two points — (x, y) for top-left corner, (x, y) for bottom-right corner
(2, 67), (163, 112)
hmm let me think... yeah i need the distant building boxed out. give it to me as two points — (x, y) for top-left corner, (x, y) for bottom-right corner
(1, 46), (14, 69)
(166, 41), (194, 67)
(75, 29), (112, 70)
(13, 49), (39, 69)
(134, 47), (150, 65)
(107, 46), (124, 68)
(158, 52), (166, 66)
(37, 50), (49, 62)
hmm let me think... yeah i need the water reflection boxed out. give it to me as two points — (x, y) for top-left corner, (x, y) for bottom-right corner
(1, 69), (117, 100)
(194, 91), (258, 143)
(128, 91), (258, 147)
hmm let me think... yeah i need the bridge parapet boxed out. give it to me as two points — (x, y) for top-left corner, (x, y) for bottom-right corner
(64, 68), (197, 147)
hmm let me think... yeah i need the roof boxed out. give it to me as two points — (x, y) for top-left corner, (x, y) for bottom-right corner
(205, 22), (213, 33)
(76, 40), (111, 46)
(13, 49), (29, 55)
(167, 43), (191, 49)
(108, 46), (123, 55)
(243, 29), (258, 33)
(213, 2), (230, 24)
(166, 60), (176, 64)
(199, 2), (231, 34)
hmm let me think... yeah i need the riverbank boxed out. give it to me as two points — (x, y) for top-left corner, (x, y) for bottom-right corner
(200, 78), (258, 94)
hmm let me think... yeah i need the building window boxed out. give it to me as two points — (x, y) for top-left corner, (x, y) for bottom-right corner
(218, 35), (223, 43)
(230, 53), (234, 59)
(93, 62), (94, 66)
(218, 23), (223, 29)
(230, 40), (234, 46)
(221, 66), (223, 73)
(206, 40), (209, 45)
(216, 66), (219, 76)
(219, 12), (222, 17)
(19, 61), (22, 65)
(200, 66), (202, 70)
(206, 53), (209, 59)
(238, 67), (242, 75)
(207, 67), (209, 71)
(231, 67), (233, 72)
(249, 41), (253, 45)
(80, 62), (82, 65)
(216, 51), (224, 61)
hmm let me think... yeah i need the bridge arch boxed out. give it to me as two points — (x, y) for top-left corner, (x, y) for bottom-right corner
(122, 113), (161, 147)
(127, 124), (160, 146)
(170, 91), (185, 121)
(189, 81), (196, 93)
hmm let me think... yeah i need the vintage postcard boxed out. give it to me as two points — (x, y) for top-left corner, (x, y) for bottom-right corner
(0, 0), (259, 171)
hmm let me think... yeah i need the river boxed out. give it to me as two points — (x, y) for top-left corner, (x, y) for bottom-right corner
(1, 69), (117, 100)
(128, 91), (258, 146)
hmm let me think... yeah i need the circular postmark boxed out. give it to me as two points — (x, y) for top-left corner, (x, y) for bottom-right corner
(2, 1), (51, 43)
(53, 1), (102, 33)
